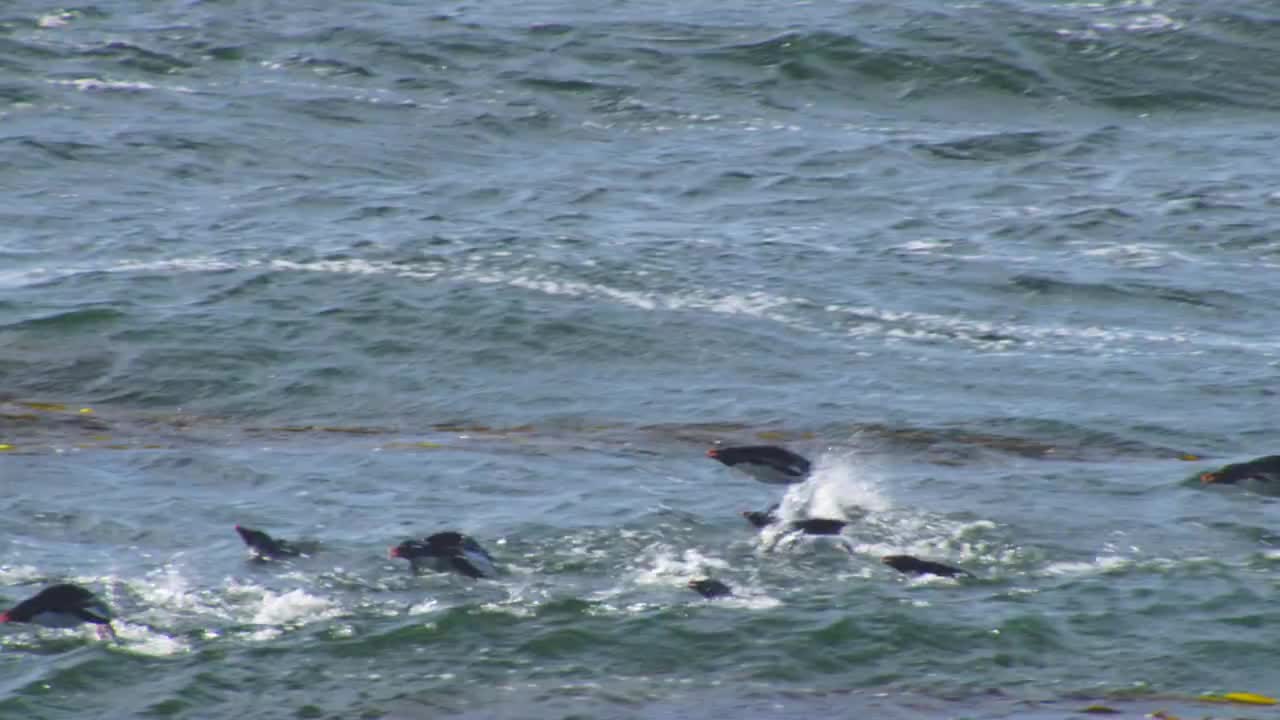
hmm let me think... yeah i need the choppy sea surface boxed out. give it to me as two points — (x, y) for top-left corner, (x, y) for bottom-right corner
(3, 0), (1280, 718)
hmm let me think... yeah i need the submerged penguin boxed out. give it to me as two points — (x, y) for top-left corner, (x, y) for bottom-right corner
(744, 505), (850, 548)
(0, 584), (116, 639)
(787, 518), (848, 536)
(882, 555), (972, 579)
(741, 504), (781, 529)
(688, 578), (733, 599)
(389, 531), (497, 579)
(707, 445), (812, 485)
(235, 525), (309, 560)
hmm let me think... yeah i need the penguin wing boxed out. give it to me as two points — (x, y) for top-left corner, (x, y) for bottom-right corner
(72, 604), (112, 625)
(461, 537), (495, 563)
(921, 561), (972, 578)
(449, 555), (487, 579)
(273, 540), (303, 557)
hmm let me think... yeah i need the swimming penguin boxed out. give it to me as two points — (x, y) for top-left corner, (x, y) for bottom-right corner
(742, 504), (849, 537)
(788, 518), (848, 536)
(707, 445), (812, 485)
(881, 555), (972, 579)
(763, 518), (855, 555)
(688, 578), (733, 599)
(389, 532), (497, 579)
(0, 584), (117, 639)
(741, 504), (781, 528)
(235, 525), (308, 560)
(1200, 455), (1280, 485)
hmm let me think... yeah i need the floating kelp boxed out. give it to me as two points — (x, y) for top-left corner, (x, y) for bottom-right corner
(1199, 691), (1277, 705)
(0, 398), (1203, 465)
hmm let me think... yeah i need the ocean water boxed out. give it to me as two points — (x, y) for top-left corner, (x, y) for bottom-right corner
(3, 0), (1280, 717)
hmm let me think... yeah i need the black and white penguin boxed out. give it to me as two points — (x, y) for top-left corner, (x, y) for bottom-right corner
(389, 532), (497, 579)
(707, 445), (812, 485)
(1200, 455), (1280, 485)
(0, 584), (116, 639)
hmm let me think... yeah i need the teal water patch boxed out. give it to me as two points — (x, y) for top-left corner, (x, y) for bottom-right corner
(5, 0), (1280, 716)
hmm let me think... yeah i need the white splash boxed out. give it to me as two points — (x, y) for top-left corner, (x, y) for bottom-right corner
(751, 452), (887, 555)
(37, 11), (75, 28)
(0, 565), (45, 584)
(894, 239), (955, 255)
(593, 546), (782, 610)
(1079, 242), (1179, 269)
(1041, 555), (1131, 577)
(793, 450), (890, 518)
(711, 591), (783, 610)
(133, 564), (219, 617)
(850, 513), (1004, 564)
(250, 588), (336, 625)
(47, 78), (194, 93)
(236, 586), (340, 642)
(408, 598), (441, 615)
(632, 546), (729, 587)
(110, 621), (191, 657)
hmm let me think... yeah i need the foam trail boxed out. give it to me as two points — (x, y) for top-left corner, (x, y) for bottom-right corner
(586, 546), (733, 612)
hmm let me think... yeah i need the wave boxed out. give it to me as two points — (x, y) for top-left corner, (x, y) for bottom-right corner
(8, 0), (1280, 119)
(5, 254), (1261, 359)
(679, 4), (1280, 112)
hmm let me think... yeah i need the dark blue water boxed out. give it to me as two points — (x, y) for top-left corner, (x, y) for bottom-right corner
(4, 0), (1280, 717)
